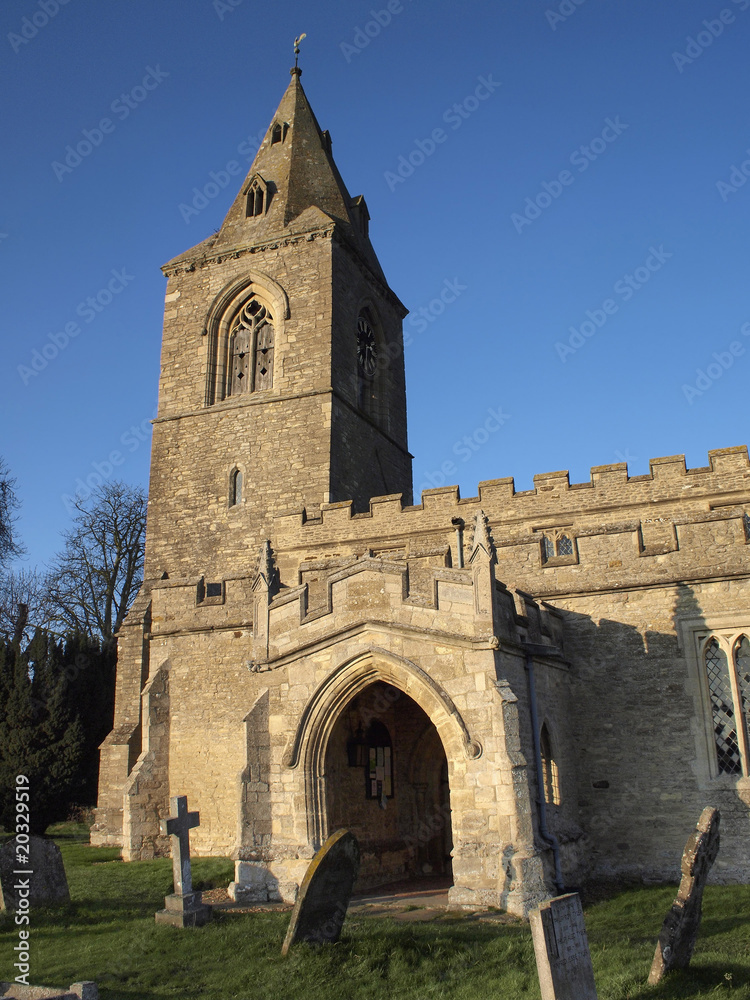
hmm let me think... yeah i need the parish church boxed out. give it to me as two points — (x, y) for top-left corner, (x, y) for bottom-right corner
(92, 64), (750, 916)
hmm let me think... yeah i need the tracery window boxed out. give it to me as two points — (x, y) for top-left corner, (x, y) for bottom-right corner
(703, 633), (750, 775)
(540, 724), (561, 805)
(540, 530), (577, 564)
(228, 296), (274, 396)
(743, 511), (750, 542)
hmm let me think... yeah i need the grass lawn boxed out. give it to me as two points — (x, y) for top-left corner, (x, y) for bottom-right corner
(0, 823), (748, 999)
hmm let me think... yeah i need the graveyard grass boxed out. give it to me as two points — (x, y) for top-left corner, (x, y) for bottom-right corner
(0, 824), (748, 1000)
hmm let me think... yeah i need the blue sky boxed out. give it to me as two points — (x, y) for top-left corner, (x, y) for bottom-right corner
(2, 0), (749, 571)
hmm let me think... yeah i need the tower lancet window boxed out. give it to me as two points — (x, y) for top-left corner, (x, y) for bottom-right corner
(228, 296), (274, 396)
(229, 468), (243, 507)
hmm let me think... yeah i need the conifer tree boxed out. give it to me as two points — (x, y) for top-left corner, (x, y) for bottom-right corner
(0, 628), (86, 834)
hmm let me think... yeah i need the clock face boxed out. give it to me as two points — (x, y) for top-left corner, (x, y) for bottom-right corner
(357, 317), (377, 376)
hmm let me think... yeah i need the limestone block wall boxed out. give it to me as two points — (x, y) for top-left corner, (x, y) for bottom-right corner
(553, 578), (750, 886)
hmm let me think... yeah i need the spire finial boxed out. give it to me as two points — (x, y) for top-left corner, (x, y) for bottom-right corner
(292, 33), (306, 76)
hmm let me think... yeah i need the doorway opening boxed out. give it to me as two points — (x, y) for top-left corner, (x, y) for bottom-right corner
(324, 681), (453, 890)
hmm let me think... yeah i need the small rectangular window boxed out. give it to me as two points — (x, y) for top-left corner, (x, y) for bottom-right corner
(206, 582), (223, 598)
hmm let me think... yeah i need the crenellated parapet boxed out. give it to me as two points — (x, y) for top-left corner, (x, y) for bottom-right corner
(271, 448), (750, 599)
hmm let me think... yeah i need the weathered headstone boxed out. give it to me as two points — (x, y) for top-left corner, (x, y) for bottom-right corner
(648, 806), (720, 985)
(0, 836), (70, 911)
(0, 981), (97, 1000)
(281, 829), (360, 955)
(154, 795), (211, 927)
(530, 893), (598, 1000)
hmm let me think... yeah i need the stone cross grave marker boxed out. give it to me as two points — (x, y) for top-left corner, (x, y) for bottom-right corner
(648, 806), (720, 985)
(530, 892), (598, 1000)
(154, 795), (211, 927)
(281, 829), (360, 955)
(0, 835), (70, 910)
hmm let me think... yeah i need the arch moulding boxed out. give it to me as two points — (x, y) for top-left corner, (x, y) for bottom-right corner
(282, 646), (482, 848)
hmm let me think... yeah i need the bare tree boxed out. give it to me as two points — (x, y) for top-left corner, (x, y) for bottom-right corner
(0, 567), (53, 646)
(46, 482), (147, 641)
(0, 457), (23, 570)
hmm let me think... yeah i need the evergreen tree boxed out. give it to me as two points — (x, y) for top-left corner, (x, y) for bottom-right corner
(0, 629), (87, 834)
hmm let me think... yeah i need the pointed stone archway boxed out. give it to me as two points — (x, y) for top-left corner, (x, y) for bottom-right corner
(325, 680), (454, 888)
(282, 647), (481, 882)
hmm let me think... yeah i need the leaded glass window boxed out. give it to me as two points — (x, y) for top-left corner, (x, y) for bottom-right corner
(557, 534), (574, 557)
(541, 535), (555, 561)
(734, 635), (750, 735)
(743, 512), (750, 542)
(228, 297), (274, 396)
(704, 638), (742, 774)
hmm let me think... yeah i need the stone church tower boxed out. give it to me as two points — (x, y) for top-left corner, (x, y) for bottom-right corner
(93, 67), (750, 916)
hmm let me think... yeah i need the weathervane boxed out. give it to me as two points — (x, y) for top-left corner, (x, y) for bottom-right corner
(294, 33), (306, 69)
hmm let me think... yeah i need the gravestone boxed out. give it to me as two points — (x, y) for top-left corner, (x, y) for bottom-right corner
(281, 829), (360, 955)
(648, 806), (720, 985)
(154, 795), (211, 927)
(0, 836), (70, 910)
(530, 893), (598, 1000)
(0, 981), (97, 1000)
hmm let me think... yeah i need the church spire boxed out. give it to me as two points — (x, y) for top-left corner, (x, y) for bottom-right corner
(202, 68), (381, 276)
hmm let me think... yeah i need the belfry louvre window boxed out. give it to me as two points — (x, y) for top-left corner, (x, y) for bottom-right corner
(228, 297), (274, 396)
(247, 182), (264, 216)
(703, 633), (750, 775)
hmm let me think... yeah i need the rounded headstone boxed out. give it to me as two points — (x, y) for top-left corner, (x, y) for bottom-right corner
(281, 829), (360, 954)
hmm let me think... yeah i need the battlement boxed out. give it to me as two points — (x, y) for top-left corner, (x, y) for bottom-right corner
(270, 448), (750, 601)
(275, 447), (749, 535)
